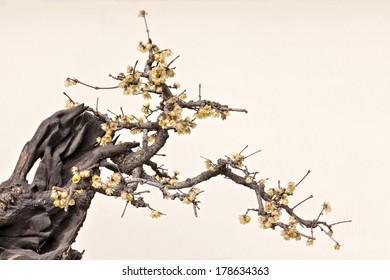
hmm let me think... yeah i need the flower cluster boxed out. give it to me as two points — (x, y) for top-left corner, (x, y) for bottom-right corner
(258, 207), (282, 230)
(230, 152), (245, 168)
(150, 63), (174, 85)
(51, 189), (75, 209)
(194, 105), (213, 119)
(91, 173), (122, 195)
(137, 41), (156, 53)
(155, 169), (180, 186)
(193, 104), (230, 120)
(71, 166), (91, 184)
(158, 101), (196, 135)
(266, 182), (296, 207)
(118, 114), (135, 124)
(118, 44), (175, 97)
(96, 122), (118, 146)
(119, 71), (142, 96)
(237, 181), (297, 236)
(280, 216), (301, 241)
(182, 187), (201, 204)
(238, 190), (339, 249)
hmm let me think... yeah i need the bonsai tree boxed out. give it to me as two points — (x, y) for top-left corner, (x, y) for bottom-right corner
(0, 10), (350, 260)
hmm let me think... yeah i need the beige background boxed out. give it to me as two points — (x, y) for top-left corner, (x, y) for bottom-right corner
(1, 0), (389, 259)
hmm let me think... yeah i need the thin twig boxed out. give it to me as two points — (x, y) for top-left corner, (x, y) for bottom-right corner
(193, 202), (199, 217)
(292, 195), (314, 210)
(69, 78), (119, 90)
(121, 201), (129, 218)
(318, 225), (339, 243)
(244, 208), (259, 215)
(134, 190), (151, 195)
(125, 178), (162, 188)
(239, 145), (249, 155)
(330, 220), (352, 227)
(167, 55), (180, 68)
(296, 170), (311, 187)
(64, 184), (76, 212)
(63, 92), (75, 103)
(143, 15), (151, 41)
(107, 109), (118, 117)
(315, 207), (325, 222)
(297, 230), (315, 240)
(133, 60), (139, 73)
(198, 83), (202, 100)
(219, 107), (248, 113)
(244, 149), (262, 159)
(108, 73), (122, 81)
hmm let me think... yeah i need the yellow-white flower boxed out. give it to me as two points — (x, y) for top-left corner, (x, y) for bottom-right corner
(72, 173), (81, 184)
(80, 170), (91, 178)
(151, 210), (161, 218)
(51, 190), (59, 200)
(278, 197), (289, 206)
(53, 200), (61, 208)
(121, 192), (133, 202)
(138, 10), (148, 17)
(64, 78), (77, 87)
(204, 159), (215, 171)
(322, 202), (332, 214)
(112, 173), (122, 184)
(286, 182), (295, 194)
(105, 188), (114, 196)
(65, 100), (78, 109)
(306, 238), (314, 246)
(238, 214), (251, 225)
(245, 176), (253, 184)
(194, 105), (213, 119)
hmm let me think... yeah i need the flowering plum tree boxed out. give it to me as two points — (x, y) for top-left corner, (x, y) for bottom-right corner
(0, 11), (350, 259)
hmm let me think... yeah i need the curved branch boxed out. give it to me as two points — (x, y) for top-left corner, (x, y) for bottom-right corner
(111, 129), (169, 175)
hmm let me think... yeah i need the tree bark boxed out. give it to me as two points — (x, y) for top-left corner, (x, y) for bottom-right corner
(0, 105), (131, 259)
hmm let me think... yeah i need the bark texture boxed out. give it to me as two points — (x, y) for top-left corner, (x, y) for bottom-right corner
(0, 105), (133, 259)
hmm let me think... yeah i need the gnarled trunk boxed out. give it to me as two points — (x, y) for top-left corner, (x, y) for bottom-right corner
(0, 105), (123, 259)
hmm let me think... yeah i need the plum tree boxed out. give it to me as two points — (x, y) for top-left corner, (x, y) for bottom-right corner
(0, 10), (350, 260)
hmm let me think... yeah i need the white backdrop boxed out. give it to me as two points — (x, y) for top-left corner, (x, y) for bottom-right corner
(0, 0), (389, 259)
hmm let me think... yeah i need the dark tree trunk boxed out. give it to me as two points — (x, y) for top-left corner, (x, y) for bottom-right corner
(0, 105), (128, 259)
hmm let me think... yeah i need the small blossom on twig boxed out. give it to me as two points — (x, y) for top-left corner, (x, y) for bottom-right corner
(64, 78), (77, 87)
(151, 210), (161, 219)
(306, 238), (314, 246)
(322, 202), (332, 214)
(238, 214), (251, 225)
(138, 10), (148, 18)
